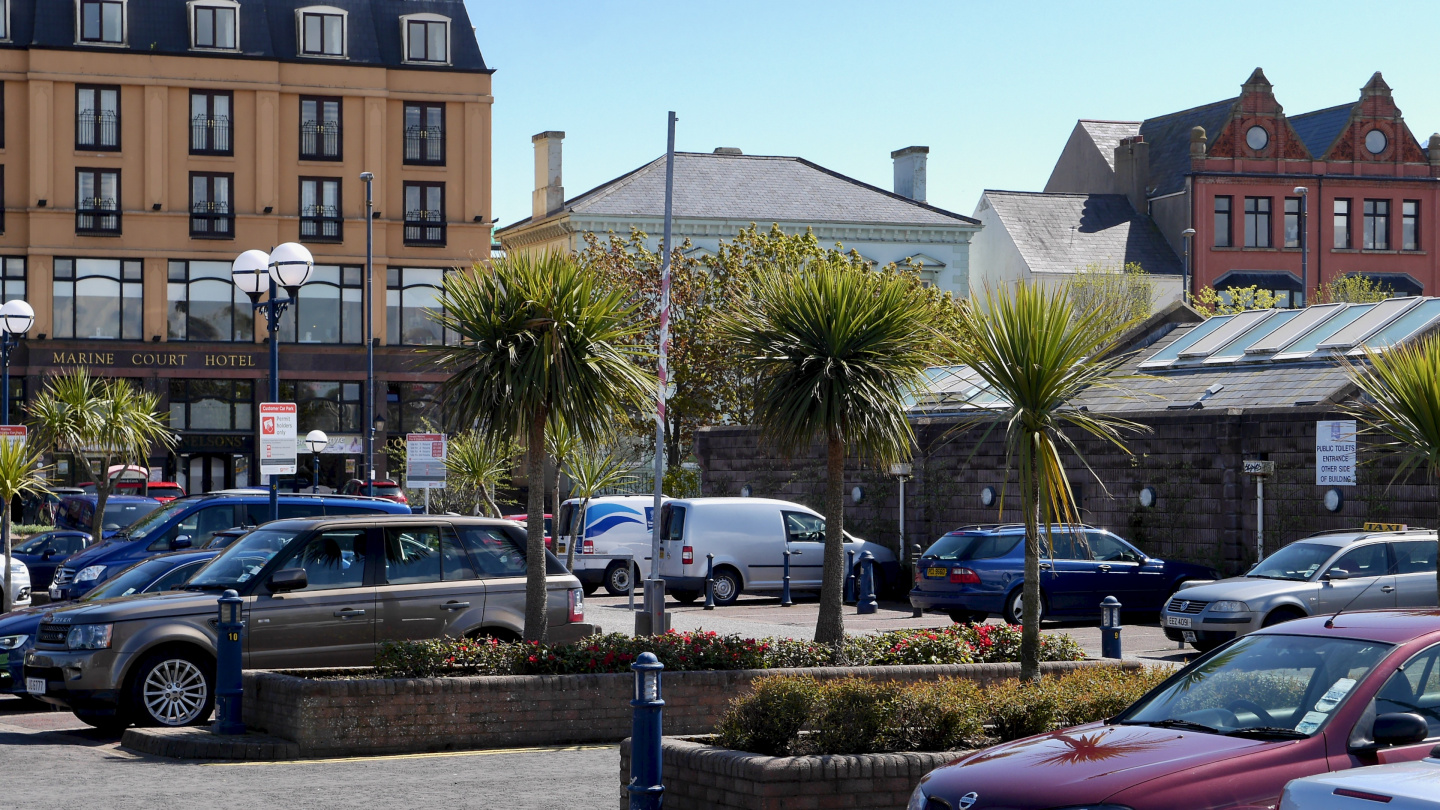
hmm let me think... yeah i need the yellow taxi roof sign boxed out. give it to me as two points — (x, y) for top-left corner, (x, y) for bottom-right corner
(1362, 522), (1407, 532)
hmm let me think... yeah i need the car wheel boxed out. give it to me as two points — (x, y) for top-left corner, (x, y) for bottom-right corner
(1191, 638), (1224, 653)
(603, 562), (639, 596)
(74, 710), (127, 734)
(1262, 608), (1305, 627)
(581, 582), (599, 597)
(711, 567), (742, 607)
(1003, 588), (1045, 625)
(948, 610), (983, 625)
(670, 589), (700, 605)
(128, 648), (215, 728)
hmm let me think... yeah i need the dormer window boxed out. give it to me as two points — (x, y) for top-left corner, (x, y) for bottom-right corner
(79, 0), (125, 44)
(402, 14), (449, 64)
(191, 1), (238, 51)
(298, 7), (346, 57)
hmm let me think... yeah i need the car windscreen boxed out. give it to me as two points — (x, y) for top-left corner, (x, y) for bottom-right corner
(102, 500), (161, 529)
(924, 533), (1020, 561)
(14, 535), (53, 554)
(83, 556), (189, 600)
(184, 527), (307, 590)
(1120, 634), (1391, 738)
(1247, 541), (1337, 581)
(119, 498), (194, 542)
(371, 484), (402, 496)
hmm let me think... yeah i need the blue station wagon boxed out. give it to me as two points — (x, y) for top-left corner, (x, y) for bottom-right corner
(909, 524), (1220, 624)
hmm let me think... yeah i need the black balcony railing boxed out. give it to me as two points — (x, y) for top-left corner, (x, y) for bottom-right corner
(77, 198), (120, 234)
(191, 115), (233, 155)
(404, 209), (445, 246)
(300, 121), (342, 160)
(190, 200), (234, 238)
(404, 125), (444, 165)
(77, 112), (120, 150)
(301, 204), (342, 241)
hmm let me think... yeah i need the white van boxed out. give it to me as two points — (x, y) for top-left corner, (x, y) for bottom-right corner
(654, 497), (897, 606)
(556, 495), (669, 596)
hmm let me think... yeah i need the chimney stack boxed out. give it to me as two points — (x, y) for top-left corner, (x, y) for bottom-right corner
(532, 131), (565, 219)
(1114, 135), (1150, 215)
(891, 146), (929, 202)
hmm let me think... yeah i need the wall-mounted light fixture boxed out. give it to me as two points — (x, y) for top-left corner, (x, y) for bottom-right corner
(979, 486), (996, 507)
(263, 206), (273, 214)
(36, 199), (46, 207)
(1323, 488), (1344, 512)
(850, 485), (864, 504)
(1138, 486), (1157, 509)
(151, 203), (162, 211)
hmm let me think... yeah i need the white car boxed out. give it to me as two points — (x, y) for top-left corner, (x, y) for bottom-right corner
(2, 556), (31, 612)
(557, 495), (669, 596)
(1281, 747), (1440, 808)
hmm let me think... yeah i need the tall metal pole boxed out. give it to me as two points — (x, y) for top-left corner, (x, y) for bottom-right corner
(1, 335), (11, 425)
(362, 172), (376, 497)
(268, 277), (280, 523)
(1256, 476), (1265, 563)
(1296, 187), (1309, 307)
(648, 112), (676, 633)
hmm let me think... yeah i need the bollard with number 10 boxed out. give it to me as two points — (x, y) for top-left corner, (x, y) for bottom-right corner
(213, 589), (245, 735)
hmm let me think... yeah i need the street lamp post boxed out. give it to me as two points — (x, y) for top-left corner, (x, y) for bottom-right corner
(0, 300), (35, 424)
(1294, 187), (1309, 307)
(360, 172), (376, 498)
(305, 430), (328, 494)
(232, 243), (314, 522)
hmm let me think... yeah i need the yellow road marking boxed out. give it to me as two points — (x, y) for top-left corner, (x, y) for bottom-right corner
(201, 743), (612, 767)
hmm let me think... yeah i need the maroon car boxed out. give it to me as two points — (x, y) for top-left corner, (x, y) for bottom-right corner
(911, 610), (1440, 810)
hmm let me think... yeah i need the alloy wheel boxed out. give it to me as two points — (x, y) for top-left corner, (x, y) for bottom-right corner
(142, 658), (209, 726)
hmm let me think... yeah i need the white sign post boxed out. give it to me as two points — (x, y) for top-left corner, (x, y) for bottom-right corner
(1316, 420), (1357, 486)
(258, 403), (298, 479)
(1244, 460), (1274, 562)
(406, 433), (446, 513)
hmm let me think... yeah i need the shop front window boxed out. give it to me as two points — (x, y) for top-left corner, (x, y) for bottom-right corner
(387, 382), (439, 435)
(281, 381), (361, 434)
(170, 379), (253, 431)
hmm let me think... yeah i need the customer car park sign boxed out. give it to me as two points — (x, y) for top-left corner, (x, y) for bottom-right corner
(0, 425), (25, 446)
(258, 402), (298, 477)
(406, 433), (446, 488)
(1316, 420), (1357, 486)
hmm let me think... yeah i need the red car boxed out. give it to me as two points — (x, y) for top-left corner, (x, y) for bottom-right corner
(505, 513), (554, 550)
(339, 479), (408, 504)
(911, 610), (1440, 810)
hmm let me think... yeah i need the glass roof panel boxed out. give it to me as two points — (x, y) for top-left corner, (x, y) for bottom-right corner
(1317, 297), (1422, 349)
(1272, 304), (1374, 359)
(1243, 304), (1347, 354)
(1177, 309), (1278, 359)
(1348, 298), (1440, 354)
(1139, 317), (1234, 367)
(1204, 308), (1305, 363)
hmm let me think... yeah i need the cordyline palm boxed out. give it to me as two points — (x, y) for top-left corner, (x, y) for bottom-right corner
(444, 430), (520, 517)
(432, 252), (653, 642)
(29, 369), (177, 540)
(957, 283), (1147, 680)
(0, 438), (48, 612)
(1342, 333), (1440, 599)
(718, 259), (947, 645)
(563, 447), (637, 571)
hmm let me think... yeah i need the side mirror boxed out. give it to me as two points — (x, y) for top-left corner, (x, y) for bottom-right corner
(1373, 712), (1429, 747)
(170, 535), (193, 550)
(1324, 569), (1351, 581)
(266, 568), (308, 593)
(41, 549), (57, 559)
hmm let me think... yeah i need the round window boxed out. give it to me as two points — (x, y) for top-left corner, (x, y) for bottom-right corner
(1365, 129), (1388, 154)
(1245, 125), (1269, 151)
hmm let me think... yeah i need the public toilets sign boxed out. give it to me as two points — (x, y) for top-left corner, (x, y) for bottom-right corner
(1316, 420), (1357, 486)
(259, 402), (298, 478)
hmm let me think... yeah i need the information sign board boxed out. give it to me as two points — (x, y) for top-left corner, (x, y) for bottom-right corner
(406, 433), (446, 488)
(1243, 459), (1275, 476)
(1316, 420), (1357, 486)
(0, 425), (25, 447)
(258, 403), (298, 477)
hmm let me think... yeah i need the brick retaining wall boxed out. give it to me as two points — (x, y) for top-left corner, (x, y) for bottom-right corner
(242, 660), (1127, 757)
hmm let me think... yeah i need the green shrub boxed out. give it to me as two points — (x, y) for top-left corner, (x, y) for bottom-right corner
(895, 678), (987, 751)
(714, 675), (819, 756)
(811, 678), (906, 754)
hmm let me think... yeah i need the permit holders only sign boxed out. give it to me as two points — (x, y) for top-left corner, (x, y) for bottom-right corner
(259, 402), (298, 478)
(1316, 420), (1357, 486)
(406, 433), (446, 488)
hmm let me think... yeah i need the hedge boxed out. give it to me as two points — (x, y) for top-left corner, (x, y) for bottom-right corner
(370, 623), (1087, 679)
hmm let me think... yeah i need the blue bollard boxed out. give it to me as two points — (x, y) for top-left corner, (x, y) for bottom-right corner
(213, 589), (245, 735)
(844, 549), (856, 604)
(627, 652), (665, 810)
(1100, 595), (1123, 659)
(857, 552), (878, 615)
(781, 550), (794, 607)
(703, 553), (715, 611)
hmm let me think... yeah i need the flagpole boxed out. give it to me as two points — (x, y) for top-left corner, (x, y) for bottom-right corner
(647, 111), (677, 635)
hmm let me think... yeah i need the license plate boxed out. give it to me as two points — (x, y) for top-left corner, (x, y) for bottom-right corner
(1182, 631), (1197, 643)
(25, 677), (45, 696)
(48, 586), (60, 600)
(926, 567), (948, 578)
(1165, 616), (1192, 629)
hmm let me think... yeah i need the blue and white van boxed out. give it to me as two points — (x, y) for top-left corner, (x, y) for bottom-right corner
(556, 495), (668, 596)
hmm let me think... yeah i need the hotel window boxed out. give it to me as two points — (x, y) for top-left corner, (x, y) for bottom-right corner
(190, 90), (232, 155)
(404, 102), (445, 165)
(403, 15), (449, 63)
(191, 2), (237, 50)
(0, 1), (9, 41)
(75, 169), (120, 235)
(1213, 196), (1232, 247)
(1403, 200), (1420, 251)
(298, 8), (345, 56)
(277, 265), (362, 344)
(387, 268), (454, 346)
(168, 260), (253, 342)
(299, 178), (342, 242)
(281, 381), (361, 433)
(76, 86), (119, 150)
(387, 382), (440, 435)
(52, 258), (143, 340)
(1243, 197), (1271, 248)
(79, 0), (125, 44)
(0, 258), (24, 304)
(190, 173), (233, 239)
(169, 379), (253, 431)
(0, 166), (5, 234)
(0, 84), (6, 148)
(403, 182), (445, 246)
(1283, 197), (1301, 248)
(1363, 199), (1390, 250)
(1334, 199), (1352, 249)
(299, 96), (341, 160)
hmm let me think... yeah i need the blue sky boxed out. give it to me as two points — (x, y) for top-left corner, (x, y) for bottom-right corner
(466, 0), (1440, 228)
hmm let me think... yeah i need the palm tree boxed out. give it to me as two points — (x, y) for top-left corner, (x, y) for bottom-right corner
(563, 446), (637, 571)
(433, 253), (654, 642)
(29, 369), (177, 540)
(444, 430), (520, 517)
(718, 259), (947, 644)
(0, 438), (49, 612)
(956, 282), (1147, 680)
(1343, 332), (1440, 599)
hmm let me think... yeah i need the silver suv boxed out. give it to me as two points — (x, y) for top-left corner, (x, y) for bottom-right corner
(25, 515), (592, 729)
(1162, 528), (1438, 651)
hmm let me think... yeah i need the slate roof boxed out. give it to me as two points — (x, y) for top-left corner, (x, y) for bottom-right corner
(1079, 120), (1141, 170)
(981, 191), (1182, 276)
(1139, 98), (1238, 197)
(1289, 104), (1353, 158)
(502, 152), (980, 231)
(2, 0), (488, 72)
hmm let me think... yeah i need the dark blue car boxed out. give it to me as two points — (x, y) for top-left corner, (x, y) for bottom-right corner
(908, 523), (1221, 624)
(49, 491), (412, 600)
(1, 549), (219, 697)
(10, 530), (92, 593)
(55, 494), (163, 539)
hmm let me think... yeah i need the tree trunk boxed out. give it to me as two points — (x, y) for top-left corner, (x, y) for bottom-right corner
(2, 509), (10, 613)
(523, 410), (550, 643)
(1021, 444), (1042, 682)
(92, 480), (111, 541)
(815, 428), (846, 646)
(481, 483), (500, 518)
(552, 457), (562, 550)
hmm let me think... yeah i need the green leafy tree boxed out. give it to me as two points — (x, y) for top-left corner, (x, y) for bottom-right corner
(1065, 262), (1154, 323)
(956, 282), (1147, 680)
(718, 257), (950, 645)
(1191, 285), (1282, 317)
(445, 430), (522, 517)
(1316, 274), (1395, 304)
(29, 369), (177, 540)
(0, 438), (48, 612)
(546, 417), (581, 534)
(561, 447), (637, 570)
(432, 253), (654, 642)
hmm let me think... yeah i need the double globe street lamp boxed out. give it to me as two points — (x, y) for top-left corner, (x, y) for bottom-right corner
(0, 299), (35, 425)
(232, 243), (314, 522)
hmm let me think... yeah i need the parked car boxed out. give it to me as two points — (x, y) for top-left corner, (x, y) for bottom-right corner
(48, 491), (412, 601)
(910, 609), (1440, 810)
(909, 523), (1222, 624)
(1, 557), (30, 612)
(654, 497), (898, 606)
(21, 487), (85, 525)
(506, 512), (555, 551)
(558, 496), (666, 596)
(1281, 746), (1440, 809)
(56, 494), (162, 539)
(10, 530), (92, 594)
(1, 549), (217, 698)
(339, 479), (408, 504)
(26, 515), (593, 729)
(1161, 527), (1438, 652)
(80, 481), (187, 502)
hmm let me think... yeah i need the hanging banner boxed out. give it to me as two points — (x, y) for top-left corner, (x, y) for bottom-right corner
(406, 433), (446, 489)
(1316, 420), (1357, 486)
(258, 403), (298, 477)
